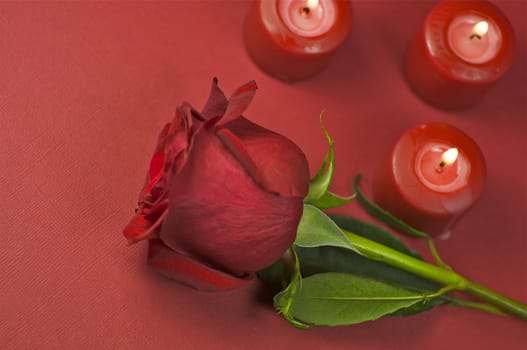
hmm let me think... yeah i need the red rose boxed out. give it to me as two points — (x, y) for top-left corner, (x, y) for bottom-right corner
(123, 79), (310, 291)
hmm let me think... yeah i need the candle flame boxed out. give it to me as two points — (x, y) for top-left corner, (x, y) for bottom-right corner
(306, 0), (319, 8)
(473, 21), (489, 37)
(441, 148), (459, 166)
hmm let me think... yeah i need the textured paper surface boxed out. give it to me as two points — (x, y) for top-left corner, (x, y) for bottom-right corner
(1, 2), (526, 349)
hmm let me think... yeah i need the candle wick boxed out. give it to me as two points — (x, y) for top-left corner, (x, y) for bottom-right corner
(469, 34), (482, 40)
(435, 161), (446, 173)
(300, 7), (310, 16)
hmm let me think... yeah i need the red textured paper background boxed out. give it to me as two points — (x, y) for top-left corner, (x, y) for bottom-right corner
(1, 1), (526, 349)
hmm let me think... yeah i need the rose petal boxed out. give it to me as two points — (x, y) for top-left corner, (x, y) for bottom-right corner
(123, 208), (167, 244)
(201, 77), (228, 120)
(136, 123), (170, 202)
(220, 117), (310, 198)
(216, 128), (261, 187)
(123, 213), (150, 243)
(217, 80), (257, 126)
(148, 239), (251, 292)
(138, 167), (165, 204)
(148, 123), (170, 180)
(162, 103), (194, 187)
(160, 127), (303, 276)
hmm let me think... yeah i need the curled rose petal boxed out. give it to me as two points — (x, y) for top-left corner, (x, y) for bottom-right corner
(148, 239), (250, 291)
(217, 80), (258, 126)
(201, 77), (228, 119)
(123, 204), (167, 244)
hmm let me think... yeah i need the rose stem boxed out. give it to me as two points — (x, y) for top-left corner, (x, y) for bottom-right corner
(342, 230), (527, 320)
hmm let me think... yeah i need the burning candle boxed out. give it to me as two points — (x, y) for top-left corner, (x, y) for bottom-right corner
(279, 0), (336, 37)
(405, 0), (515, 109)
(373, 124), (486, 237)
(448, 18), (501, 64)
(244, 0), (352, 82)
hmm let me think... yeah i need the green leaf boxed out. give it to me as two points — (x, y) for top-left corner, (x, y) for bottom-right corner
(266, 206), (447, 319)
(273, 247), (310, 329)
(310, 191), (356, 210)
(279, 273), (424, 326)
(352, 175), (428, 238)
(296, 245), (439, 294)
(296, 204), (358, 253)
(304, 113), (353, 209)
(297, 214), (447, 316)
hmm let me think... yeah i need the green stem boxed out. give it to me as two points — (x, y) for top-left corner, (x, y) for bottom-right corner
(464, 281), (524, 317)
(426, 238), (449, 268)
(448, 297), (507, 316)
(343, 230), (527, 320)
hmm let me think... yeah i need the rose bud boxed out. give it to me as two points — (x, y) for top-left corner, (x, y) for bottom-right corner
(123, 79), (310, 291)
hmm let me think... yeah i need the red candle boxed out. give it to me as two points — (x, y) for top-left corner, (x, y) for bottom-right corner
(373, 124), (486, 237)
(405, 0), (515, 109)
(244, 0), (352, 82)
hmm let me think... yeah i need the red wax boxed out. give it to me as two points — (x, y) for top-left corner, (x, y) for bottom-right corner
(244, 0), (352, 82)
(373, 124), (486, 237)
(404, 0), (515, 109)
